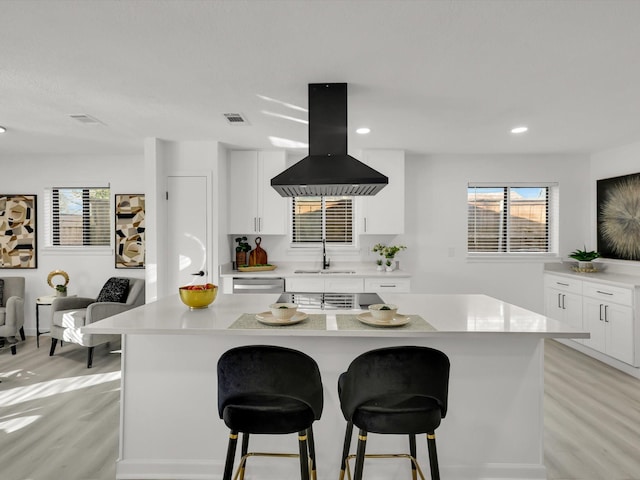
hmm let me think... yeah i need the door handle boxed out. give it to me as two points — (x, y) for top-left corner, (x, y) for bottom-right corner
(191, 270), (205, 276)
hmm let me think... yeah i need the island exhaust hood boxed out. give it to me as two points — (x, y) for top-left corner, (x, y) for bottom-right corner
(271, 83), (388, 197)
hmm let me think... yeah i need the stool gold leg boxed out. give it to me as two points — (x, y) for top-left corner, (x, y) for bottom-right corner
(339, 421), (354, 480)
(223, 431), (239, 480)
(409, 434), (417, 480)
(353, 430), (367, 480)
(427, 432), (440, 480)
(298, 431), (310, 480)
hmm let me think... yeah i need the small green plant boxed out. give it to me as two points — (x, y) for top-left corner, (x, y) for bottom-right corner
(569, 246), (600, 262)
(55, 284), (67, 293)
(376, 258), (383, 266)
(235, 236), (251, 253)
(372, 243), (407, 259)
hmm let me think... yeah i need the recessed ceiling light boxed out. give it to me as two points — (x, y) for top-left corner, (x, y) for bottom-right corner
(0, 126), (6, 133)
(511, 126), (528, 134)
(356, 127), (370, 134)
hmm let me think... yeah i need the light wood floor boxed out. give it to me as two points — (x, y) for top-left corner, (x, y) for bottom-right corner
(1, 337), (640, 480)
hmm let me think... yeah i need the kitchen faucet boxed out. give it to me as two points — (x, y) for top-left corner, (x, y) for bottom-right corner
(322, 239), (330, 270)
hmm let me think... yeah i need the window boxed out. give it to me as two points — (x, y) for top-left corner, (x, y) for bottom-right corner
(291, 196), (353, 245)
(44, 187), (111, 247)
(467, 184), (557, 256)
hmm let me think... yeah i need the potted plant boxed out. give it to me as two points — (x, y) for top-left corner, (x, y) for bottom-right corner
(55, 284), (67, 297)
(372, 243), (407, 272)
(569, 246), (600, 270)
(376, 258), (384, 271)
(235, 236), (251, 268)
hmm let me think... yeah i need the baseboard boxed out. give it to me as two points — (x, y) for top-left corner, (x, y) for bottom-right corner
(115, 458), (546, 480)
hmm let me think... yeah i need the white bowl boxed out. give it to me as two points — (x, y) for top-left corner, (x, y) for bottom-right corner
(368, 304), (398, 322)
(269, 303), (299, 320)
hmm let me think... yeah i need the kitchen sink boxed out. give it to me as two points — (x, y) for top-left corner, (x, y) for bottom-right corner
(294, 269), (356, 274)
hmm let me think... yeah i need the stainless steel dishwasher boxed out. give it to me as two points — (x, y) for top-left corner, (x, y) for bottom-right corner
(232, 277), (285, 294)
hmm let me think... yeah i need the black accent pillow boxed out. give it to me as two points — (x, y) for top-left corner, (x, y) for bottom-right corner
(96, 277), (130, 303)
(0, 278), (4, 307)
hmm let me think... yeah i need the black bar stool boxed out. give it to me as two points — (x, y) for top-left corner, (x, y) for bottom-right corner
(217, 345), (324, 480)
(337, 346), (450, 480)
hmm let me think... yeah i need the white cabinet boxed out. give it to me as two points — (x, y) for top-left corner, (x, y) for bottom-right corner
(543, 271), (639, 367)
(582, 284), (634, 365)
(229, 150), (287, 234)
(357, 150), (405, 235)
(364, 277), (411, 293)
(285, 277), (364, 293)
(544, 274), (583, 340)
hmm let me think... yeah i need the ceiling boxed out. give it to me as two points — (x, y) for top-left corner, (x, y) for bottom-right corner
(2, 0), (640, 158)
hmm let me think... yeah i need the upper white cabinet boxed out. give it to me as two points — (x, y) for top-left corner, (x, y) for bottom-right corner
(357, 150), (405, 235)
(229, 150), (287, 235)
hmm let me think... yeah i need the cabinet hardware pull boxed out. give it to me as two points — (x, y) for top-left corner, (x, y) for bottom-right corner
(557, 293), (562, 309)
(599, 304), (604, 321)
(561, 294), (566, 310)
(596, 290), (613, 295)
(364, 218), (367, 232)
(557, 282), (569, 286)
(604, 305), (609, 322)
(379, 284), (396, 288)
(259, 217), (262, 232)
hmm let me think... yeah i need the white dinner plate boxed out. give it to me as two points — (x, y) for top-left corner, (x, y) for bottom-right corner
(255, 311), (309, 326)
(356, 312), (411, 327)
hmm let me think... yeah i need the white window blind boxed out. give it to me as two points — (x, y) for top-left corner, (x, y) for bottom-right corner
(467, 184), (557, 254)
(291, 196), (353, 244)
(44, 187), (111, 247)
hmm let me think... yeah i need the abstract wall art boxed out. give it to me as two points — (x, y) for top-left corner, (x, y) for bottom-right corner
(115, 194), (145, 268)
(0, 194), (37, 268)
(597, 172), (640, 261)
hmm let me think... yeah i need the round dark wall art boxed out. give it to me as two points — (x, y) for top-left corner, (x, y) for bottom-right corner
(597, 173), (640, 261)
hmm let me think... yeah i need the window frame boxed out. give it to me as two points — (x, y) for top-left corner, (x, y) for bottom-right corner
(466, 182), (559, 262)
(43, 185), (112, 255)
(289, 196), (355, 248)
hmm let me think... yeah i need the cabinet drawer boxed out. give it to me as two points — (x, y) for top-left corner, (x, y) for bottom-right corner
(544, 274), (582, 294)
(324, 278), (364, 293)
(364, 278), (411, 293)
(583, 282), (633, 306)
(285, 278), (324, 293)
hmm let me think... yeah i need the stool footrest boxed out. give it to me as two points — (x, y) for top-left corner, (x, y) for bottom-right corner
(344, 453), (426, 480)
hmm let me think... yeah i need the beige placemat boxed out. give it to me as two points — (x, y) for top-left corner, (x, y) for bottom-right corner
(336, 314), (436, 331)
(228, 313), (327, 330)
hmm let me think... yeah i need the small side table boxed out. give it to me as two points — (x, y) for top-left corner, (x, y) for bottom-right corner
(35, 294), (76, 348)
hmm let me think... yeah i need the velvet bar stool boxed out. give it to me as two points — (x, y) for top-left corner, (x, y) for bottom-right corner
(217, 345), (324, 480)
(337, 346), (450, 480)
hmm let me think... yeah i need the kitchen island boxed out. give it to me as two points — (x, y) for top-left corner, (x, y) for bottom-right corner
(84, 293), (588, 480)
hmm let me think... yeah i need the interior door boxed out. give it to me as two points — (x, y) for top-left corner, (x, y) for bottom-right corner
(167, 175), (209, 292)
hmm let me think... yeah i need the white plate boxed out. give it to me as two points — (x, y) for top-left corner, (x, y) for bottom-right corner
(356, 312), (411, 327)
(255, 311), (309, 326)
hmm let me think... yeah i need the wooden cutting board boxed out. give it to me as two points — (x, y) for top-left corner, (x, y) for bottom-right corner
(248, 237), (268, 266)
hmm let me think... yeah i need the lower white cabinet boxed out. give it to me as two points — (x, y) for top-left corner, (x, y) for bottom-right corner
(582, 289), (634, 365)
(544, 275), (583, 339)
(364, 278), (411, 293)
(285, 277), (364, 293)
(543, 271), (639, 367)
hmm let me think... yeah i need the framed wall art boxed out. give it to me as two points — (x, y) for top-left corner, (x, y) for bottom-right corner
(115, 194), (145, 268)
(597, 172), (640, 261)
(0, 194), (37, 268)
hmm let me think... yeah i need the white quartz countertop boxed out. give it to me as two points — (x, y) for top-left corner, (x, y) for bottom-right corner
(544, 262), (640, 287)
(219, 261), (411, 278)
(83, 293), (588, 339)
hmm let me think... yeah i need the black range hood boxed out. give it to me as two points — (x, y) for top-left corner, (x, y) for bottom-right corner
(271, 83), (388, 197)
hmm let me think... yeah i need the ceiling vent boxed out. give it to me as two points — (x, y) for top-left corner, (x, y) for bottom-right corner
(223, 113), (249, 125)
(69, 114), (105, 125)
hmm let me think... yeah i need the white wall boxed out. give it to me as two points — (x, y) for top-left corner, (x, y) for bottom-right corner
(0, 154), (145, 335)
(590, 140), (640, 275)
(401, 153), (590, 312)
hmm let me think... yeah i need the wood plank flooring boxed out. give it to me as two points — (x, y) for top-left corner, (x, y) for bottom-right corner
(1, 337), (639, 480)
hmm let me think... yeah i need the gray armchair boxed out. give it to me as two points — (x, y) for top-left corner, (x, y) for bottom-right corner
(0, 276), (25, 355)
(49, 277), (145, 367)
